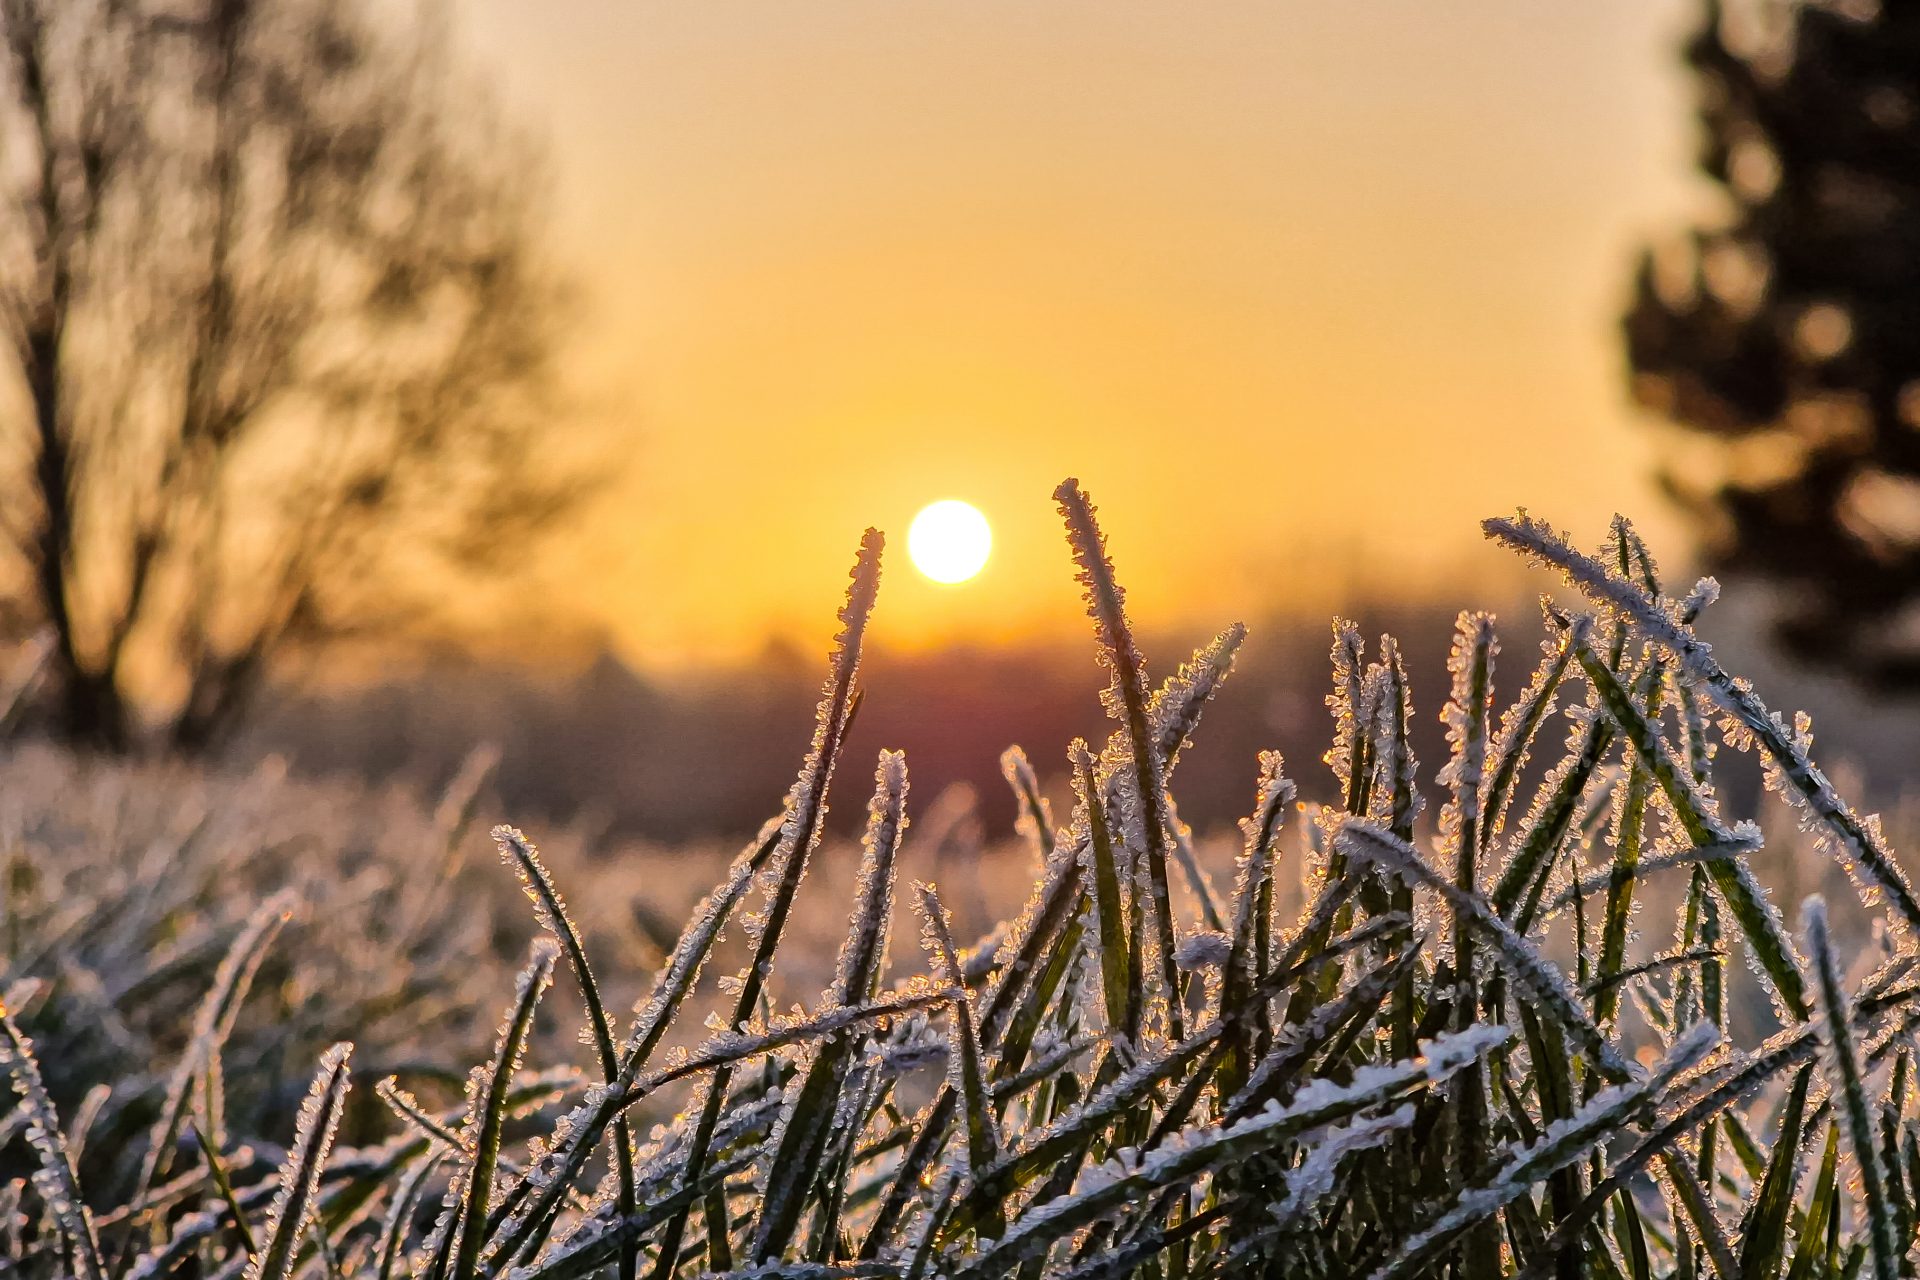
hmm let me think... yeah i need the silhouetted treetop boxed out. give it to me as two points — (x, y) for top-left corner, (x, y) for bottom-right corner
(1628, 0), (1920, 687)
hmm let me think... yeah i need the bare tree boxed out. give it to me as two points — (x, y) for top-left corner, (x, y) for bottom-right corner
(0, 0), (578, 751)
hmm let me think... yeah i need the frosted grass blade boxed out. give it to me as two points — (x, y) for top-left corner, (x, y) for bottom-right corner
(1487, 510), (1920, 936)
(1572, 635), (1808, 1020)
(135, 890), (296, 1206)
(1148, 622), (1246, 778)
(246, 1043), (352, 1280)
(1055, 478), (1183, 1039)
(1335, 819), (1632, 1081)
(1804, 896), (1900, 1280)
(487, 821), (785, 1272)
(1596, 662), (1663, 1028)
(1073, 742), (1134, 1042)
(654, 529), (882, 1278)
(752, 751), (910, 1262)
(1365, 1022), (1718, 1280)
(186, 1118), (257, 1260)
(375, 1150), (445, 1280)
(492, 824), (640, 1280)
(0, 1005), (106, 1280)
(1483, 627), (1574, 846)
(955, 1027), (1506, 1280)
(1734, 1063), (1812, 1280)
(1218, 752), (1292, 1097)
(453, 941), (555, 1280)
(918, 882), (1002, 1238)
(1437, 612), (1497, 1280)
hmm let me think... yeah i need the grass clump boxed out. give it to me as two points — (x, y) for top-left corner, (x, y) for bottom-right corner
(2, 484), (1920, 1278)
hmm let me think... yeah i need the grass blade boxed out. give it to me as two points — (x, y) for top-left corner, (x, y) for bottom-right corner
(1735, 1063), (1813, 1280)
(1438, 612), (1497, 1280)
(1366, 1022), (1718, 1280)
(456, 940), (557, 1280)
(1218, 752), (1293, 1098)
(1149, 622), (1246, 778)
(136, 890), (296, 1204)
(752, 751), (910, 1262)
(1055, 478), (1184, 1040)
(1571, 631), (1808, 1021)
(1335, 818), (1632, 1081)
(1073, 742), (1135, 1043)
(1804, 896), (1900, 1280)
(493, 824), (640, 1280)
(1483, 626), (1575, 845)
(654, 529), (882, 1278)
(0, 1004), (106, 1280)
(957, 1027), (1507, 1280)
(1487, 510), (1920, 937)
(917, 882), (1003, 1239)
(246, 1042), (353, 1280)
(187, 1118), (257, 1260)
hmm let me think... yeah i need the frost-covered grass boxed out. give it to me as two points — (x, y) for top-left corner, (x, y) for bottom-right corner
(2, 482), (1920, 1277)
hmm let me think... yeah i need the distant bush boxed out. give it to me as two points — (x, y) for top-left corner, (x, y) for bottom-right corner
(0, 480), (1917, 1278)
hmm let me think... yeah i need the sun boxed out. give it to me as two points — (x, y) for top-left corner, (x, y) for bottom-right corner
(908, 499), (992, 584)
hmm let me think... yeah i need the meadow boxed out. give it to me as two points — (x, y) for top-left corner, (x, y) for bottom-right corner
(1, 480), (1917, 1279)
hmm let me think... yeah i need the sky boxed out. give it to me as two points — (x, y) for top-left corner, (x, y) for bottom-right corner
(460, 1), (1709, 670)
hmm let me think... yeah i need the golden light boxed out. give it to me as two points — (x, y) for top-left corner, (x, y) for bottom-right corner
(908, 499), (992, 584)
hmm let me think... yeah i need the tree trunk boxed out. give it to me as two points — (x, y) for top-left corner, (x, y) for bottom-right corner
(53, 664), (129, 752)
(168, 650), (263, 757)
(26, 325), (131, 752)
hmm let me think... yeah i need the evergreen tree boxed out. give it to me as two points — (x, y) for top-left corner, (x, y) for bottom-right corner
(1627, 0), (1920, 685)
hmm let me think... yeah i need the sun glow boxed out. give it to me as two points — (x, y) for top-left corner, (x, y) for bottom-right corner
(908, 500), (992, 584)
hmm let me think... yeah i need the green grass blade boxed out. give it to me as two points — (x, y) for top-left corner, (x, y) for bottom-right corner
(918, 882), (1003, 1238)
(1494, 706), (1615, 929)
(1218, 752), (1292, 1098)
(187, 1118), (257, 1260)
(1785, 1126), (1841, 1280)
(1335, 819), (1633, 1082)
(1055, 478), (1184, 1040)
(1803, 896), (1900, 1280)
(1483, 628), (1575, 845)
(959, 1027), (1506, 1280)
(1074, 742), (1135, 1042)
(1366, 1022), (1718, 1280)
(1736, 1063), (1814, 1280)
(1513, 966), (1920, 1280)
(1486, 510), (1920, 937)
(751, 751), (910, 1262)
(1596, 662), (1663, 1028)
(1572, 633), (1809, 1021)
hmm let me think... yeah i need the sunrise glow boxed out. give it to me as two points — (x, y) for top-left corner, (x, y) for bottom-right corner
(908, 500), (992, 584)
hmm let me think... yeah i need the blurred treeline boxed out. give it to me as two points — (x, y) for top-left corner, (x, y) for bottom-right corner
(213, 588), (1920, 844)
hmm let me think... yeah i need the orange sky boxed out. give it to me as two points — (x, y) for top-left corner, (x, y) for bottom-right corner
(461, 1), (1707, 669)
